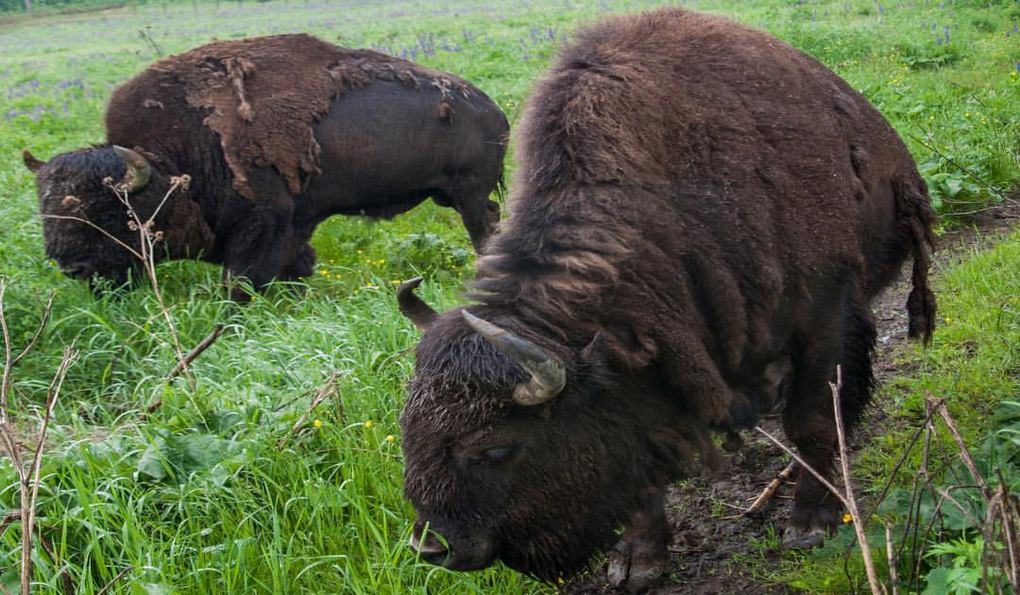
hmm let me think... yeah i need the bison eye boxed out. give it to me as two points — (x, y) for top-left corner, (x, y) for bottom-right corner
(480, 445), (517, 465)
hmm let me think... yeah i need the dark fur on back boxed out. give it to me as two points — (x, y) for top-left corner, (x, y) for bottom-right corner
(403, 7), (936, 583)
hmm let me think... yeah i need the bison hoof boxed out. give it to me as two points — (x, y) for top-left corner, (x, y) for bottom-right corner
(606, 539), (666, 593)
(782, 526), (827, 550)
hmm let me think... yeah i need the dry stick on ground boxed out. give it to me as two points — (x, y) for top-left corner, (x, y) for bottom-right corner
(0, 280), (77, 595)
(753, 365), (883, 595)
(277, 372), (342, 448)
(96, 566), (133, 595)
(745, 460), (800, 515)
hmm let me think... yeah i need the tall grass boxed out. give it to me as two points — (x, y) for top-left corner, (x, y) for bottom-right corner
(0, 0), (1018, 593)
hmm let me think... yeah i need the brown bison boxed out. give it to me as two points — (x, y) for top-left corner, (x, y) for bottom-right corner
(23, 34), (507, 294)
(397, 7), (935, 591)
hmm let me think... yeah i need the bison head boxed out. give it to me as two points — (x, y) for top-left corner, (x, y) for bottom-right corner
(397, 279), (707, 581)
(23, 145), (213, 289)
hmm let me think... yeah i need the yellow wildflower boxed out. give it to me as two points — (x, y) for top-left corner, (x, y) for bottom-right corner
(386, 434), (397, 443)
(364, 420), (374, 429)
(842, 513), (853, 524)
(312, 419), (323, 429)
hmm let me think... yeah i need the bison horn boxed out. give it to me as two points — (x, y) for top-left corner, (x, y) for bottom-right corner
(461, 310), (566, 406)
(397, 277), (439, 331)
(22, 149), (46, 173)
(112, 145), (152, 193)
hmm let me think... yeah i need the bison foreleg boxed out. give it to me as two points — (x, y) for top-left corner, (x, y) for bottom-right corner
(223, 177), (296, 298)
(607, 485), (669, 593)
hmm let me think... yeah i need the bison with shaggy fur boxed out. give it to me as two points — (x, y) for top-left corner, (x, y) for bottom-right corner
(397, 8), (935, 592)
(24, 34), (507, 294)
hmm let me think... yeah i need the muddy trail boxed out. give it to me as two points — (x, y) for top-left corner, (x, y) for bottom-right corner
(564, 202), (1019, 594)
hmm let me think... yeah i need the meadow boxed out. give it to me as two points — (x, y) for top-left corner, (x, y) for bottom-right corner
(0, 0), (1018, 592)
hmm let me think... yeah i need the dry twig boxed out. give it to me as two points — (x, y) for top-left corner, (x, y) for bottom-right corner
(166, 323), (227, 381)
(754, 365), (882, 595)
(745, 460), (799, 515)
(277, 372), (342, 448)
(0, 280), (77, 595)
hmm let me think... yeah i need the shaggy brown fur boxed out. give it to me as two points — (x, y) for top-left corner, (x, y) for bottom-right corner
(27, 34), (507, 292)
(401, 7), (935, 591)
(118, 33), (473, 199)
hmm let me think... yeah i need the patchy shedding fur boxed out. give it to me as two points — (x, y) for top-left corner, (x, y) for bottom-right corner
(120, 34), (474, 198)
(29, 34), (507, 292)
(402, 7), (936, 589)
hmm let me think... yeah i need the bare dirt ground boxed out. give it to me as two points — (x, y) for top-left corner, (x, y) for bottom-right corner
(565, 200), (1020, 594)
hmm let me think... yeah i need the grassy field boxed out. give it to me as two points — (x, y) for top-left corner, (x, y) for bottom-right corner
(0, 0), (1018, 593)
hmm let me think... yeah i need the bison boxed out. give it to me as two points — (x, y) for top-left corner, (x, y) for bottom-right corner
(396, 7), (936, 592)
(23, 34), (508, 294)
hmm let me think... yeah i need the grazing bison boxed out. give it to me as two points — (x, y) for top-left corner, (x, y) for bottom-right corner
(397, 7), (936, 592)
(23, 34), (507, 293)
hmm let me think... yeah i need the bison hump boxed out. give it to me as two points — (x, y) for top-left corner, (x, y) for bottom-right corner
(143, 33), (472, 199)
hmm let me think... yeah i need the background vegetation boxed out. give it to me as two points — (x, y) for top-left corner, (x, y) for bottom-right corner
(0, 0), (1018, 592)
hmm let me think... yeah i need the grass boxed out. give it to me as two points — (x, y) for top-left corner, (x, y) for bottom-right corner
(0, 0), (1018, 593)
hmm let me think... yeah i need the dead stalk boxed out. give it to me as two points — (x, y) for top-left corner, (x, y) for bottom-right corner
(110, 178), (195, 389)
(754, 365), (882, 595)
(886, 523), (899, 595)
(830, 366), (883, 595)
(0, 280), (77, 595)
(96, 566), (132, 595)
(167, 323), (226, 381)
(277, 372), (342, 448)
(745, 460), (799, 515)
(926, 393), (990, 499)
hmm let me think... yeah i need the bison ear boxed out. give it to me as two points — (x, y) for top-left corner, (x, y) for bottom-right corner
(22, 149), (46, 173)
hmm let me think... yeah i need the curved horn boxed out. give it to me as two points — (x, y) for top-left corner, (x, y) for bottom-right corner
(112, 145), (151, 193)
(22, 149), (46, 173)
(397, 277), (439, 331)
(461, 310), (566, 406)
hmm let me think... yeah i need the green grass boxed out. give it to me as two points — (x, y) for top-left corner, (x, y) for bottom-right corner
(0, 0), (1018, 593)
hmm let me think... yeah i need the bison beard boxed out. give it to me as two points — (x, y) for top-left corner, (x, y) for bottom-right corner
(25, 34), (507, 295)
(400, 7), (935, 592)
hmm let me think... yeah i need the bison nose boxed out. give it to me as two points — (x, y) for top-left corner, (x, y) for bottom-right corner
(409, 523), (449, 565)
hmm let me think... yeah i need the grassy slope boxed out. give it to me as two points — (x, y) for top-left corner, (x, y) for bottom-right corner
(0, 0), (1017, 593)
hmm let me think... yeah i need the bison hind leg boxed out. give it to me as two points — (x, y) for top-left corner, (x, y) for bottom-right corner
(782, 296), (876, 548)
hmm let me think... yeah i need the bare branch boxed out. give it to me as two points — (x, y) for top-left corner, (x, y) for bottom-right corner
(166, 324), (226, 381)
(927, 393), (990, 499)
(752, 425), (849, 510)
(40, 214), (143, 260)
(21, 346), (75, 595)
(830, 365), (882, 595)
(745, 460), (799, 515)
(277, 372), (342, 448)
(886, 523), (899, 595)
(97, 566), (132, 595)
(12, 292), (55, 367)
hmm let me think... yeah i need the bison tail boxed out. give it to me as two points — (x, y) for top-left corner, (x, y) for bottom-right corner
(899, 178), (937, 345)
